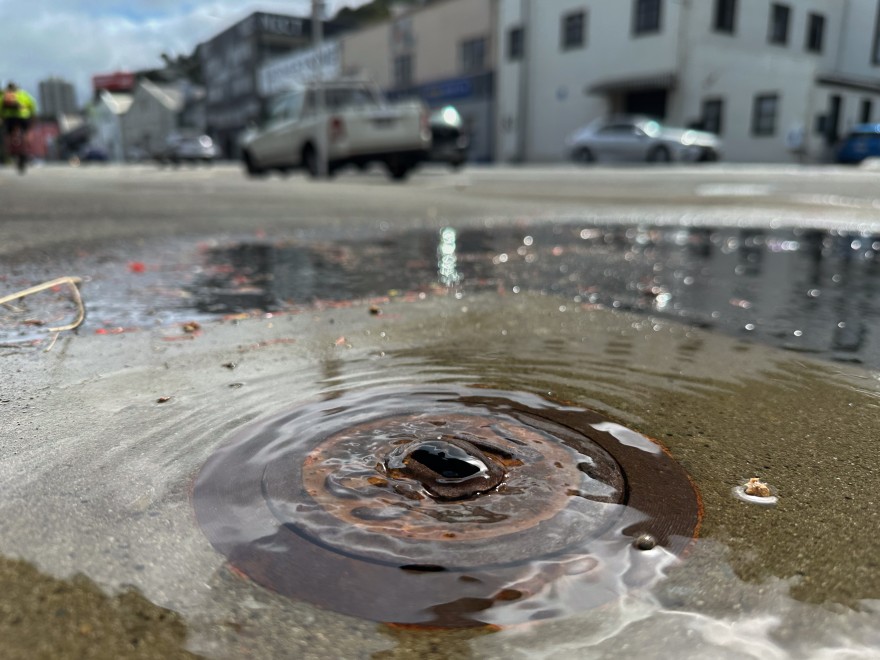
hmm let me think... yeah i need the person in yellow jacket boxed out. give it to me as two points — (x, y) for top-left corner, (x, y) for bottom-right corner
(2, 82), (37, 137)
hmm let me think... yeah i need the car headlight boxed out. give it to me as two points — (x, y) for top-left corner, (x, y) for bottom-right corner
(199, 136), (213, 148)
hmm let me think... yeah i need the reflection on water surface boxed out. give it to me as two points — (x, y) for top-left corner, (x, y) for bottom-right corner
(3, 223), (880, 369)
(188, 224), (880, 368)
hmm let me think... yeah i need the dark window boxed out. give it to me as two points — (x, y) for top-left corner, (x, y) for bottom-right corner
(713, 0), (737, 34)
(633, 0), (662, 35)
(702, 98), (723, 135)
(460, 36), (487, 73)
(769, 4), (790, 45)
(806, 13), (825, 53)
(862, 98), (873, 123)
(393, 54), (413, 88)
(508, 26), (524, 61)
(561, 10), (586, 50)
(752, 94), (779, 136)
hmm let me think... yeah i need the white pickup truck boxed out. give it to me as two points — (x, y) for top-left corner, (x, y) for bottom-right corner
(240, 80), (431, 180)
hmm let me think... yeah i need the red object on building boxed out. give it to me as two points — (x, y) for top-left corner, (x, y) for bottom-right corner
(92, 71), (136, 93)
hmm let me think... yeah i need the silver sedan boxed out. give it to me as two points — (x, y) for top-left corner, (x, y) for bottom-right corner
(565, 116), (721, 164)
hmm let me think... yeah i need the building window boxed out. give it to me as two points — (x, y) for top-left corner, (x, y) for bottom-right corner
(752, 94), (779, 136)
(561, 10), (586, 50)
(393, 54), (413, 88)
(460, 36), (487, 73)
(702, 98), (723, 135)
(713, 0), (737, 34)
(633, 0), (662, 35)
(806, 13), (825, 53)
(862, 98), (873, 123)
(768, 4), (790, 45)
(508, 26), (524, 61)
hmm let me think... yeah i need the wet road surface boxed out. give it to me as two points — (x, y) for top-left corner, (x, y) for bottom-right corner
(2, 164), (880, 658)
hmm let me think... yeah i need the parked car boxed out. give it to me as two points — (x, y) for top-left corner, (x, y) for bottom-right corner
(429, 105), (469, 168)
(78, 146), (109, 163)
(565, 116), (721, 164)
(157, 133), (218, 165)
(239, 79), (431, 181)
(835, 124), (880, 164)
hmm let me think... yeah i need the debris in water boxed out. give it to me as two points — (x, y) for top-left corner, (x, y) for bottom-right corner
(733, 477), (778, 507)
(744, 477), (772, 497)
(0, 276), (85, 333)
(182, 321), (201, 334)
(634, 533), (657, 551)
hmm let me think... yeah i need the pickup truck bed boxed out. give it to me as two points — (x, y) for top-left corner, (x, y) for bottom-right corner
(240, 81), (431, 180)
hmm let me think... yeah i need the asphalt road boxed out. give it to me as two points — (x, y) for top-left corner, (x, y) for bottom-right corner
(3, 161), (880, 259)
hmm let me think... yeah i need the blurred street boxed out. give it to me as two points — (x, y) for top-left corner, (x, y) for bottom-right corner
(4, 162), (880, 259)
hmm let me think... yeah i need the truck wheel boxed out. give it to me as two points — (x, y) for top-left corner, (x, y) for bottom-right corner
(385, 157), (410, 181)
(303, 145), (318, 178)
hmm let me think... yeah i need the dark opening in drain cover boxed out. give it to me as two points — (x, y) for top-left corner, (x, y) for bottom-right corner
(192, 387), (701, 627)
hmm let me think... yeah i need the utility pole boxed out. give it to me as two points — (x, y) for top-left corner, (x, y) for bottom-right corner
(312, 0), (328, 177)
(517, 0), (530, 163)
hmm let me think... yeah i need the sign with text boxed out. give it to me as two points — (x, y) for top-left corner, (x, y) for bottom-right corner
(258, 41), (341, 97)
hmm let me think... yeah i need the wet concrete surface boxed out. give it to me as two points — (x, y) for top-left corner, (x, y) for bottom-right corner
(2, 165), (880, 657)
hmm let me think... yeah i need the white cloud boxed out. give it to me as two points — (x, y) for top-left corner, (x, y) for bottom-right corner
(0, 0), (368, 108)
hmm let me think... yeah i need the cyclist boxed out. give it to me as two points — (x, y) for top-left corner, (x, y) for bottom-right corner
(2, 82), (38, 172)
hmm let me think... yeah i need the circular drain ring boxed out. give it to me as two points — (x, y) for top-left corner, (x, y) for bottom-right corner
(193, 388), (701, 628)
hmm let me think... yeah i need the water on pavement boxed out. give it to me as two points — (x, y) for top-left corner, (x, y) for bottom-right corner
(2, 222), (880, 658)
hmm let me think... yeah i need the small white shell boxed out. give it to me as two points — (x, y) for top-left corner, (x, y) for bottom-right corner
(732, 484), (778, 507)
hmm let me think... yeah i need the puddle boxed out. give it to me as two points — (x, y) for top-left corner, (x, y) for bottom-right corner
(2, 223), (880, 657)
(3, 224), (880, 369)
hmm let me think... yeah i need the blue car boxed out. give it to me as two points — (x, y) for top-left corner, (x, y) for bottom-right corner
(836, 123), (880, 163)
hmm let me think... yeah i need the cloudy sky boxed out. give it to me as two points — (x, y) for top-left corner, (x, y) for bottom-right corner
(0, 0), (368, 107)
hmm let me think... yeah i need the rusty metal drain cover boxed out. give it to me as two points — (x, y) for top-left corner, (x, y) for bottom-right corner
(193, 387), (701, 627)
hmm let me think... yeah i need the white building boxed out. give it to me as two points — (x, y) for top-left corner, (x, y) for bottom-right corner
(495, 0), (880, 163)
(120, 80), (184, 159)
(90, 91), (132, 162)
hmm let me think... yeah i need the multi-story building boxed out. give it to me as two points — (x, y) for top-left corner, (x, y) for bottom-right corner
(495, 0), (880, 163)
(198, 11), (348, 158)
(341, 0), (496, 162)
(38, 77), (78, 118)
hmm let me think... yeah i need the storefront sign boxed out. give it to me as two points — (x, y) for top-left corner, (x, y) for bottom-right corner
(258, 41), (341, 97)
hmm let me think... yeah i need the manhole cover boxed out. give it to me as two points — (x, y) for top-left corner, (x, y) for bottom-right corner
(193, 387), (701, 627)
